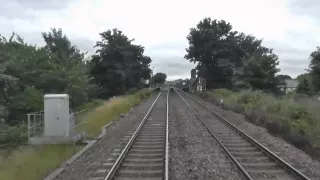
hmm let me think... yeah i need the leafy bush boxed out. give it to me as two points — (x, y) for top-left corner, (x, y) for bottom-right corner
(7, 87), (43, 125)
(0, 123), (27, 150)
(203, 89), (320, 157)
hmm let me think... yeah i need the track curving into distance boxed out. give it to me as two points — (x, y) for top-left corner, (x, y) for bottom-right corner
(104, 90), (169, 180)
(176, 89), (310, 180)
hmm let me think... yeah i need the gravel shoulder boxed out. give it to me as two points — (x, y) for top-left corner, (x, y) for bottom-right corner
(169, 92), (244, 180)
(189, 92), (320, 180)
(54, 92), (159, 180)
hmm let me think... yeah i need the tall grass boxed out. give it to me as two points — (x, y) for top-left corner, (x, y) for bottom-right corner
(75, 99), (104, 112)
(201, 89), (320, 157)
(79, 88), (151, 138)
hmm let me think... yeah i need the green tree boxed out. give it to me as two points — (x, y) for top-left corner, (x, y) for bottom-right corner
(309, 47), (320, 94)
(185, 17), (280, 92)
(0, 29), (92, 124)
(296, 77), (313, 96)
(41, 28), (92, 107)
(277, 74), (292, 81)
(0, 33), (46, 123)
(151, 73), (167, 84)
(296, 73), (311, 82)
(0, 33), (39, 92)
(89, 29), (152, 98)
(185, 18), (236, 88)
(242, 51), (280, 92)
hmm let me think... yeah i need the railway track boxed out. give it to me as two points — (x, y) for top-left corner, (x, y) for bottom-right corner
(176, 89), (310, 180)
(103, 90), (169, 180)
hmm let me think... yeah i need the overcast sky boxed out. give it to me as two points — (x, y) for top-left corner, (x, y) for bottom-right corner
(1, 0), (320, 80)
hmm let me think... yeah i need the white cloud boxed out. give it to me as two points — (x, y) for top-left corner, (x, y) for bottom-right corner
(1, 0), (320, 79)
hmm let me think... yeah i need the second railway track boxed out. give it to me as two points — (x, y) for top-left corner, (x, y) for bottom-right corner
(176, 89), (310, 180)
(104, 90), (169, 180)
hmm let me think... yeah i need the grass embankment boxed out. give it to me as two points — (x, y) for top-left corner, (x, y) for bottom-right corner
(0, 88), (152, 180)
(79, 88), (152, 138)
(200, 89), (320, 158)
(0, 145), (82, 180)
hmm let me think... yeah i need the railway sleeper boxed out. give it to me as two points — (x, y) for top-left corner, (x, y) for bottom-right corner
(116, 169), (163, 178)
(114, 177), (162, 180)
(227, 147), (258, 152)
(247, 169), (295, 179)
(121, 163), (163, 170)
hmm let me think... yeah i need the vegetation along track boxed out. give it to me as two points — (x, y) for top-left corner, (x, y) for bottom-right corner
(175, 89), (310, 180)
(104, 90), (169, 180)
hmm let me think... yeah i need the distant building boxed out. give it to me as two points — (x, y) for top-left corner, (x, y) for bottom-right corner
(189, 69), (206, 93)
(279, 79), (299, 94)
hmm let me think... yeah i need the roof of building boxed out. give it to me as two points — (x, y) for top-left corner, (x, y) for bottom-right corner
(44, 94), (69, 99)
(285, 79), (299, 88)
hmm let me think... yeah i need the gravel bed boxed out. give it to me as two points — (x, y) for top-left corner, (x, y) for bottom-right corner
(54, 92), (159, 180)
(190, 93), (320, 180)
(169, 92), (244, 180)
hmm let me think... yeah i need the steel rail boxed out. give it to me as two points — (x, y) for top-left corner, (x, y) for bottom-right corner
(175, 89), (253, 180)
(182, 90), (311, 180)
(104, 92), (162, 180)
(165, 87), (169, 180)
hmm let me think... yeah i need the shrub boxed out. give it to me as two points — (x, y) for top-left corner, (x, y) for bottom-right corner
(214, 88), (234, 98)
(0, 123), (27, 151)
(245, 108), (268, 126)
